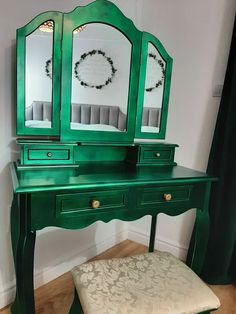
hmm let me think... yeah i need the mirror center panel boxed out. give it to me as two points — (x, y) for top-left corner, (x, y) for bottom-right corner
(71, 23), (131, 133)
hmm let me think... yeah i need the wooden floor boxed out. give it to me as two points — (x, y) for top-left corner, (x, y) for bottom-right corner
(1, 240), (236, 314)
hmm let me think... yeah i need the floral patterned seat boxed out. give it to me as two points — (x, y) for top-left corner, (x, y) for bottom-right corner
(71, 251), (220, 314)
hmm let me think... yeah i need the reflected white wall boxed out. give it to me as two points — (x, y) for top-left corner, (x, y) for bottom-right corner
(25, 33), (53, 107)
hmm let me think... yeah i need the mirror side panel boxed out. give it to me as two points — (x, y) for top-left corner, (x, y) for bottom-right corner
(135, 32), (173, 140)
(16, 11), (62, 136)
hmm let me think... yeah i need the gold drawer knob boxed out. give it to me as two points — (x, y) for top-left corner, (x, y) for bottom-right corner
(47, 152), (53, 157)
(163, 193), (172, 201)
(92, 200), (100, 209)
(155, 153), (161, 157)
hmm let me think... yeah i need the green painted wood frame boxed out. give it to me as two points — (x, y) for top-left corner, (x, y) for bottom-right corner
(135, 32), (173, 139)
(16, 11), (62, 136)
(60, 0), (142, 143)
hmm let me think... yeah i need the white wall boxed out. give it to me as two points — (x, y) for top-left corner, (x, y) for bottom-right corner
(129, 0), (236, 259)
(0, 0), (235, 309)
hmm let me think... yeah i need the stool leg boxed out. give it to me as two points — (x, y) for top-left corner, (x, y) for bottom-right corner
(149, 215), (157, 252)
(69, 289), (84, 314)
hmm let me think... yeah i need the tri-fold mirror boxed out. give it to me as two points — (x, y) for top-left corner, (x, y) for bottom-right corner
(16, 0), (172, 143)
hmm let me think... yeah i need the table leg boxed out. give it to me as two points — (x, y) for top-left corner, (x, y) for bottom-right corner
(11, 194), (36, 314)
(149, 215), (157, 252)
(186, 182), (211, 275)
(186, 209), (210, 275)
(69, 289), (84, 314)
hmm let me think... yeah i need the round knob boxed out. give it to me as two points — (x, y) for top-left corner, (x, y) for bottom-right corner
(47, 152), (53, 157)
(163, 193), (172, 201)
(155, 153), (161, 157)
(92, 200), (100, 209)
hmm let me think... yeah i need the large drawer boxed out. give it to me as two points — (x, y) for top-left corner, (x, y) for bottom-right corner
(56, 189), (128, 217)
(137, 185), (192, 208)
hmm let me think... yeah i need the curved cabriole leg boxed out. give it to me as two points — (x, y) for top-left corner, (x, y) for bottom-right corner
(69, 289), (84, 314)
(187, 182), (211, 276)
(186, 208), (210, 276)
(11, 194), (36, 314)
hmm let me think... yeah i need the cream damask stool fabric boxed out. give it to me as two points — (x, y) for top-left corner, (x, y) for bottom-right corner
(71, 252), (220, 314)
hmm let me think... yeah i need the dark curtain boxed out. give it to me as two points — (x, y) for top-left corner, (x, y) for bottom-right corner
(201, 16), (236, 284)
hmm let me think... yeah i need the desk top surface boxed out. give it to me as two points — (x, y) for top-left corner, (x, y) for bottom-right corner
(11, 162), (216, 193)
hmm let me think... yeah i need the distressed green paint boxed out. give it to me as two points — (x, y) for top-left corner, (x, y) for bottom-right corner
(11, 194), (36, 314)
(11, 162), (216, 194)
(21, 144), (75, 165)
(69, 292), (83, 314)
(10, 160), (216, 313)
(17, 140), (178, 167)
(126, 143), (178, 166)
(17, 140), (77, 166)
(75, 145), (127, 162)
(16, 11), (62, 136)
(186, 181), (212, 274)
(11, 2), (217, 314)
(135, 32), (173, 139)
(60, 0), (142, 143)
(16, 0), (173, 144)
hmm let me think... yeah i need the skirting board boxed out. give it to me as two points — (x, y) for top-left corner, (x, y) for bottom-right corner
(128, 229), (188, 261)
(0, 229), (128, 310)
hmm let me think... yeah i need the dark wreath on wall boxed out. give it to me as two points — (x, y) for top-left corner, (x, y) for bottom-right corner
(145, 53), (165, 92)
(45, 58), (52, 79)
(74, 49), (117, 90)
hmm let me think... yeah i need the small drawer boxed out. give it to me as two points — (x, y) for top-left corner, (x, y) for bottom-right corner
(56, 189), (128, 217)
(141, 148), (172, 161)
(22, 144), (75, 165)
(126, 144), (177, 166)
(137, 186), (192, 208)
(28, 149), (69, 160)
(139, 145), (176, 165)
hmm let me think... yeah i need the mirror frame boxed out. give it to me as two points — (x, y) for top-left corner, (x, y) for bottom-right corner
(60, 0), (142, 143)
(16, 11), (62, 136)
(135, 32), (173, 139)
(16, 0), (173, 142)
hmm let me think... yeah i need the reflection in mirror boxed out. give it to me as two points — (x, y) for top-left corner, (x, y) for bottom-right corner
(71, 23), (131, 132)
(25, 20), (53, 128)
(141, 43), (166, 133)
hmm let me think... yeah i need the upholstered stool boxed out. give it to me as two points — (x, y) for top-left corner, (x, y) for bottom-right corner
(71, 252), (220, 314)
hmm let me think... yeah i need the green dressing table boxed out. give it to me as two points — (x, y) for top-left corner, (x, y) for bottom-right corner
(10, 1), (215, 313)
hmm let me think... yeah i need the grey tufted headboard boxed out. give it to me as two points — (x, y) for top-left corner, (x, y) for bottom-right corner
(142, 107), (161, 128)
(25, 101), (127, 131)
(25, 101), (160, 130)
(26, 101), (52, 121)
(71, 103), (126, 131)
